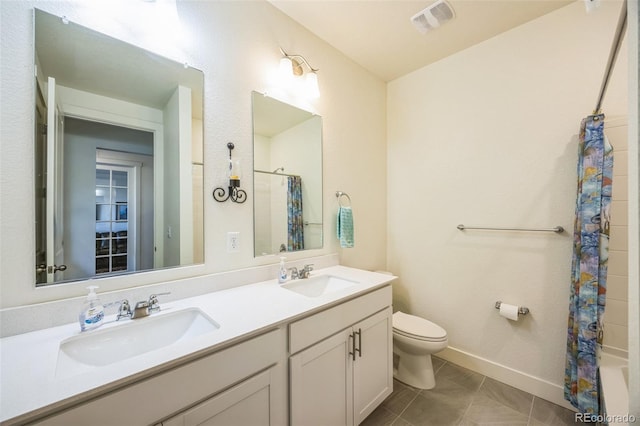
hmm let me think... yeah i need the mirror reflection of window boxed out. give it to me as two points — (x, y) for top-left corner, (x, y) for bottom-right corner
(95, 167), (131, 275)
(96, 166), (137, 274)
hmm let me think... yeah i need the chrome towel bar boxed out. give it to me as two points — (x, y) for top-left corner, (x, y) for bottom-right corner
(457, 224), (564, 233)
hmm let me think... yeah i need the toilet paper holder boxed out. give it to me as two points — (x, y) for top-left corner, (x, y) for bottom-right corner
(495, 301), (529, 316)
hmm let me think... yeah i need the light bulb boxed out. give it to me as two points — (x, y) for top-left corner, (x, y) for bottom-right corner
(279, 57), (294, 79)
(305, 72), (320, 99)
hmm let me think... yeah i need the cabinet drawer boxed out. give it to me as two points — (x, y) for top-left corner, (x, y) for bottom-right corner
(289, 285), (391, 354)
(31, 328), (285, 426)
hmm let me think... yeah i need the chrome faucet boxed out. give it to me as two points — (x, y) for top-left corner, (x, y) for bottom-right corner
(112, 292), (170, 320)
(299, 264), (314, 279)
(131, 300), (150, 319)
(131, 292), (171, 319)
(288, 264), (314, 280)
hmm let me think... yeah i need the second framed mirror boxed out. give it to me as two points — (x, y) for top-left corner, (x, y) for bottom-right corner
(252, 92), (323, 257)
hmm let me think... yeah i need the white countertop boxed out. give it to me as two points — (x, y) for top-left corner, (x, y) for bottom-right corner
(0, 266), (395, 424)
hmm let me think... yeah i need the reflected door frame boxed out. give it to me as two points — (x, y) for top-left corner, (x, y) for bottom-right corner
(45, 77), (66, 283)
(55, 85), (165, 268)
(35, 81), (47, 283)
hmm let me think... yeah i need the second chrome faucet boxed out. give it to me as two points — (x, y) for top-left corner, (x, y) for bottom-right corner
(114, 292), (171, 320)
(288, 264), (314, 280)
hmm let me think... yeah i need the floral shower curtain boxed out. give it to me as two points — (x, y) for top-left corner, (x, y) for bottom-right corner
(287, 176), (304, 251)
(564, 113), (613, 415)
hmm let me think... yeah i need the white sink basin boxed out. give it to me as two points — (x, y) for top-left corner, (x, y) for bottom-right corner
(281, 275), (358, 297)
(56, 308), (219, 376)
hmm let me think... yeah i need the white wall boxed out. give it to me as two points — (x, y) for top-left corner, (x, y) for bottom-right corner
(603, 119), (629, 357)
(178, 87), (194, 265)
(254, 134), (274, 255)
(387, 0), (628, 408)
(163, 86), (193, 267)
(627, 0), (639, 418)
(192, 118), (204, 264)
(0, 0), (387, 308)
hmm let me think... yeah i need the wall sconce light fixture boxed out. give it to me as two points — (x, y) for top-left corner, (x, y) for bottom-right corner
(279, 48), (320, 98)
(213, 142), (247, 203)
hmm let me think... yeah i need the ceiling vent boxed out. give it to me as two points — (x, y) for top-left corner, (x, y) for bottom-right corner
(411, 0), (455, 34)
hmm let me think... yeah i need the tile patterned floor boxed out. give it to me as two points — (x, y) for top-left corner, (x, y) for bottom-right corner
(363, 357), (586, 426)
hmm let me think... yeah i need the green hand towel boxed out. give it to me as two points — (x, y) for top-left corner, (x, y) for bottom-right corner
(337, 206), (354, 248)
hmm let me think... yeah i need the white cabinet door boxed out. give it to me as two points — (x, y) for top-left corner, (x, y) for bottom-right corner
(289, 306), (393, 426)
(290, 329), (354, 426)
(353, 307), (393, 425)
(162, 368), (274, 426)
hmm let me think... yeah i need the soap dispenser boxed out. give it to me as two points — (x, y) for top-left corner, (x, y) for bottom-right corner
(79, 286), (105, 331)
(278, 257), (287, 283)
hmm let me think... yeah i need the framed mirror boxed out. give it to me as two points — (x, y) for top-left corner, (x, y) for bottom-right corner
(252, 92), (323, 257)
(34, 9), (204, 286)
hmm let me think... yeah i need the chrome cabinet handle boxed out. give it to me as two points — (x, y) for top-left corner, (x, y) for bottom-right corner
(349, 333), (356, 361)
(348, 329), (363, 362)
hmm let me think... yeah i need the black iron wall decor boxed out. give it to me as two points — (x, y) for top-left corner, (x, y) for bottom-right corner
(213, 142), (247, 203)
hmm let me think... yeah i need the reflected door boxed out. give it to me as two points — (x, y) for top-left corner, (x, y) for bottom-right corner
(35, 83), (47, 283)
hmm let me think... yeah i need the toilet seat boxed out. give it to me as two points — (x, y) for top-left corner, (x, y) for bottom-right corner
(393, 311), (447, 342)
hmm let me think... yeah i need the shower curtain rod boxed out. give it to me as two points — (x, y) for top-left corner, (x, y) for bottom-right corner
(593, 0), (627, 115)
(254, 169), (300, 178)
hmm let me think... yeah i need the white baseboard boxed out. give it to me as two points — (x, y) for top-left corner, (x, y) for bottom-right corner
(601, 344), (629, 360)
(437, 346), (577, 411)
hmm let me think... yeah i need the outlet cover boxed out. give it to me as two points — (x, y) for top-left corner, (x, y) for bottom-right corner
(227, 232), (240, 253)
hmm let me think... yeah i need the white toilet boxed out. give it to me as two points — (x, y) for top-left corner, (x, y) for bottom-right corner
(392, 311), (448, 390)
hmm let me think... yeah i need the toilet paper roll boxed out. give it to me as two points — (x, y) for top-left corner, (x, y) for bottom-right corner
(499, 303), (519, 321)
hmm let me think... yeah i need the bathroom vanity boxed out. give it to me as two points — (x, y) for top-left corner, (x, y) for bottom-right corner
(0, 266), (394, 425)
(289, 288), (392, 425)
(32, 329), (287, 425)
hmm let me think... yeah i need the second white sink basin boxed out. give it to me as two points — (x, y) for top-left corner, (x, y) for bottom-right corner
(56, 308), (219, 376)
(281, 275), (358, 297)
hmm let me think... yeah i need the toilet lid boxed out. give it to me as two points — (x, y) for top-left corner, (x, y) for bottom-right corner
(393, 311), (447, 340)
